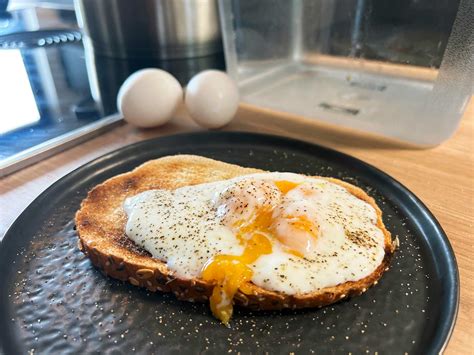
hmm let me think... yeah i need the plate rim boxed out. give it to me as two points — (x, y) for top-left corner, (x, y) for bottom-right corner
(0, 131), (460, 354)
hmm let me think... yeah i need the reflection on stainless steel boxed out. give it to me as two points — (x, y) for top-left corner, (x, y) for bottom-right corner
(75, 0), (222, 59)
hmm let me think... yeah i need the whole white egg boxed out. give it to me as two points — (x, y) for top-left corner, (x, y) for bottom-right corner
(117, 68), (183, 128)
(185, 70), (239, 129)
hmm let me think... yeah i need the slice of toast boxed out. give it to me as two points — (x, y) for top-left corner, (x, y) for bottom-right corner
(75, 155), (395, 311)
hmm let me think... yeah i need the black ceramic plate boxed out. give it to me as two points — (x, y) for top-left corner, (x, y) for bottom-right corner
(0, 132), (458, 354)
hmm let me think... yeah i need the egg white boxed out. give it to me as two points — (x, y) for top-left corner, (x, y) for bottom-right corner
(123, 173), (386, 295)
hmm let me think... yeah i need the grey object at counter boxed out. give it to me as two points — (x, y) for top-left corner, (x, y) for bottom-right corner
(74, 0), (222, 59)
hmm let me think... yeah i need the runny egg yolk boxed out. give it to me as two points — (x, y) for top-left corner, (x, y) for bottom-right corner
(273, 181), (319, 255)
(201, 233), (272, 325)
(202, 180), (318, 325)
(274, 180), (300, 194)
(202, 204), (274, 325)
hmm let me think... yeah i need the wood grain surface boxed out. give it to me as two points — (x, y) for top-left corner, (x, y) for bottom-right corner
(1, 99), (472, 354)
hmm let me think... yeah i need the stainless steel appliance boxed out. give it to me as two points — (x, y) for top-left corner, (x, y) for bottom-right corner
(75, 0), (222, 59)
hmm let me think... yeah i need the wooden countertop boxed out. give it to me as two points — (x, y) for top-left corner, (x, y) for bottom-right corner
(1, 99), (473, 354)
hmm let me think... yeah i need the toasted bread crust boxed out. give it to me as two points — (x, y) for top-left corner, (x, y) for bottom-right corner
(75, 155), (395, 310)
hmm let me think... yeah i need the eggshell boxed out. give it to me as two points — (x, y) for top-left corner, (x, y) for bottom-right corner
(117, 68), (182, 128)
(185, 70), (239, 129)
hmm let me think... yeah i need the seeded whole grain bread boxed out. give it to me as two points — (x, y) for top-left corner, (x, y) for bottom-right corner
(75, 155), (396, 311)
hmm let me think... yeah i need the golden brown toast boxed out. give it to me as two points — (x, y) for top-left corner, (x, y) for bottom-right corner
(75, 155), (395, 311)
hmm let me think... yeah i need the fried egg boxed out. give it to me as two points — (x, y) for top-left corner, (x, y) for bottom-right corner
(123, 173), (386, 324)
